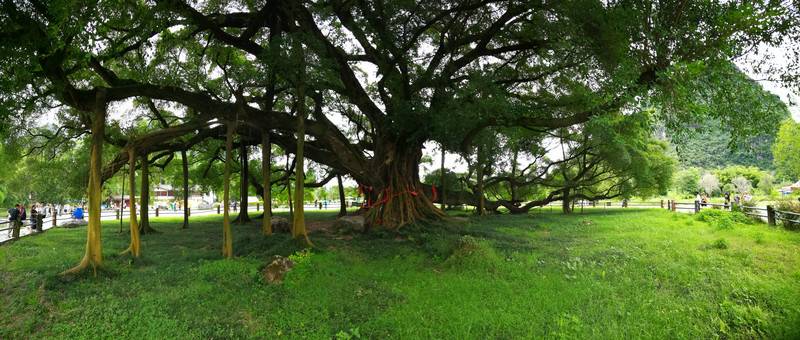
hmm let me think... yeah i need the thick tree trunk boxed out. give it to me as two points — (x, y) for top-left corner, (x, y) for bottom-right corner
(181, 149), (189, 229)
(222, 122), (235, 258)
(337, 174), (347, 217)
(261, 133), (272, 235)
(562, 188), (573, 214)
(235, 143), (251, 224)
(121, 148), (141, 257)
(364, 144), (446, 229)
(139, 154), (157, 234)
(63, 91), (105, 275)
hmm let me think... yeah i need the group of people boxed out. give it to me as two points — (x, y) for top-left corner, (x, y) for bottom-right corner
(694, 192), (753, 209)
(695, 193), (711, 207)
(5, 203), (88, 238)
(5, 203), (45, 237)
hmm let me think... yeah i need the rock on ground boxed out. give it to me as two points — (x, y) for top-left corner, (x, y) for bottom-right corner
(262, 256), (294, 284)
(332, 215), (366, 233)
(271, 217), (290, 233)
(60, 219), (88, 228)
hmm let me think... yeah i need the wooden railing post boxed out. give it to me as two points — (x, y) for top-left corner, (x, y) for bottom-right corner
(694, 201), (700, 213)
(767, 205), (776, 226)
(188, 207), (191, 217)
(155, 207), (159, 217)
(257, 203), (260, 212)
(217, 205), (221, 214)
(52, 212), (57, 227)
(660, 200), (664, 208)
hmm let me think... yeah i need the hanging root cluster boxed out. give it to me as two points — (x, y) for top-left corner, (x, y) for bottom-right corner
(363, 175), (446, 230)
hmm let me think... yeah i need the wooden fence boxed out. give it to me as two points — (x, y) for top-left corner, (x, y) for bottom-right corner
(541, 198), (800, 228)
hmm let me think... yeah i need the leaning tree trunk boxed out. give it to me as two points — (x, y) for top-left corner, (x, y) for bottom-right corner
(364, 143), (446, 229)
(181, 149), (189, 229)
(337, 174), (347, 217)
(261, 133), (272, 235)
(221, 122), (235, 258)
(63, 91), (106, 275)
(235, 143), (251, 224)
(121, 148), (141, 257)
(139, 154), (157, 234)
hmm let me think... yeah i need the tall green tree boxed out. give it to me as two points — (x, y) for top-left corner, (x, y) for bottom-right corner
(773, 119), (800, 180)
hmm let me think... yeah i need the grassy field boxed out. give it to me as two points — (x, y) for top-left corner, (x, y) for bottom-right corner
(1, 209), (799, 339)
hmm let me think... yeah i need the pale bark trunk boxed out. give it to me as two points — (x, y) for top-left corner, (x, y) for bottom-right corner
(63, 90), (106, 275)
(121, 148), (141, 257)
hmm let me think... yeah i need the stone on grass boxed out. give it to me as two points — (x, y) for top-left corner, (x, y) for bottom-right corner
(271, 217), (290, 233)
(332, 215), (366, 233)
(60, 219), (88, 228)
(262, 256), (294, 284)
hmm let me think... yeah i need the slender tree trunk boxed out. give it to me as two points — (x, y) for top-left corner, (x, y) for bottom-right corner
(291, 39), (312, 246)
(119, 163), (125, 233)
(62, 90), (106, 275)
(122, 148), (141, 257)
(440, 144), (446, 210)
(222, 122), (235, 258)
(181, 149), (189, 229)
(472, 144), (487, 216)
(235, 143), (251, 224)
(476, 164), (486, 216)
(510, 149), (518, 205)
(261, 133), (272, 235)
(337, 174), (347, 217)
(287, 152), (294, 223)
(139, 154), (157, 234)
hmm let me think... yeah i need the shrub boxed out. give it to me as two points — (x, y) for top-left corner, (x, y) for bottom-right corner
(711, 238), (729, 249)
(442, 235), (502, 272)
(695, 209), (751, 229)
(774, 199), (800, 231)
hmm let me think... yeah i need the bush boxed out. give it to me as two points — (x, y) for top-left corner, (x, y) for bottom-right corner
(711, 238), (729, 249)
(695, 210), (752, 229)
(442, 235), (502, 272)
(774, 199), (800, 231)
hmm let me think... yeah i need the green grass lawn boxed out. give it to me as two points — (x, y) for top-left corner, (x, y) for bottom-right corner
(1, 209), (799, 339)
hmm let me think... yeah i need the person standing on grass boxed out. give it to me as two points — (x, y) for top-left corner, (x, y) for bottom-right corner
(19, 205), (26, 227)
(7, 204), (20, 237)
(29, 205), (37, 229)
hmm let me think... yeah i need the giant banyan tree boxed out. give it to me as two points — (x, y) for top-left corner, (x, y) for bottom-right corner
(0, 0), (793, 255)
